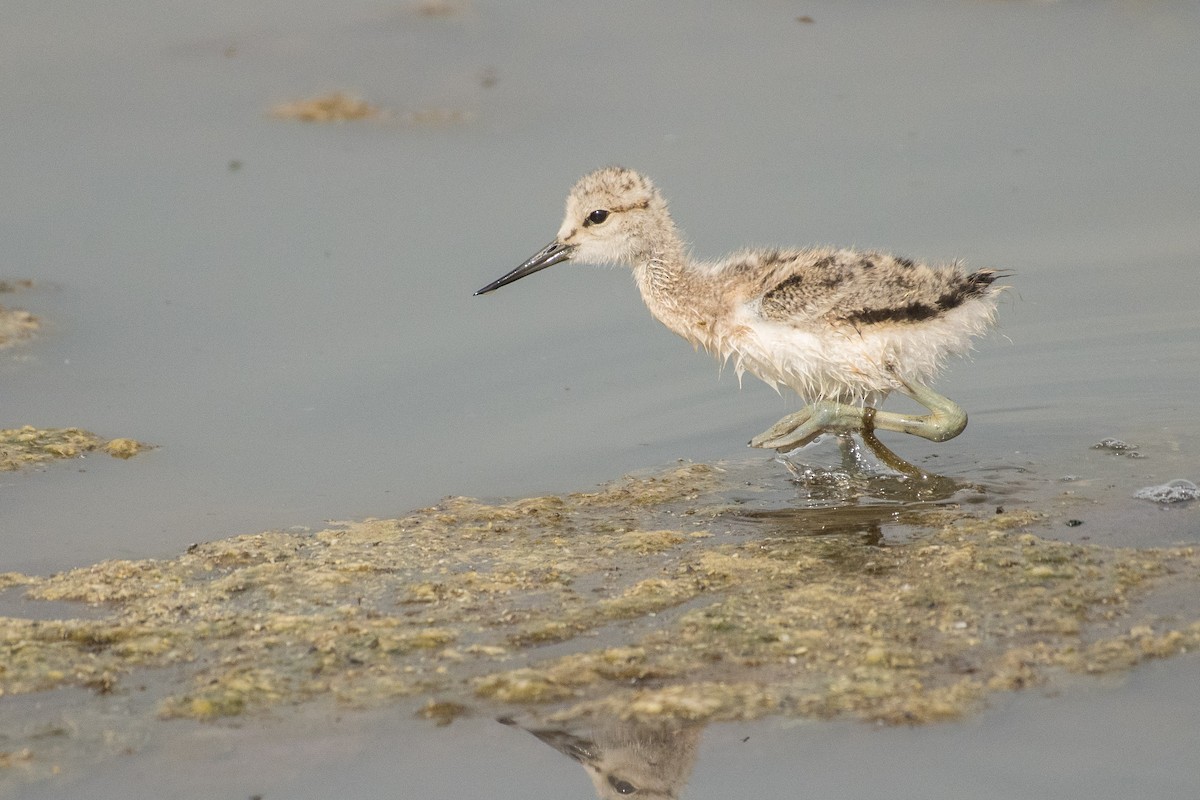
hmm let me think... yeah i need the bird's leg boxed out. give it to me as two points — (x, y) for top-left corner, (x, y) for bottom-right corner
(749, 401), (869, 450)
(868, 377), (967, 443)
(748, 407), (811, 447)
(749, 377), (967, 452)
(858, 429), (926, 476)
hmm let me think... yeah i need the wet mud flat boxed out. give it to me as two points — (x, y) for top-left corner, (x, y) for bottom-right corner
(2, 462), (1198, 791)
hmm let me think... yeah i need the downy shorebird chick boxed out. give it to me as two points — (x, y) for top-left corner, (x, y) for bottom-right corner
(475, 167), (1004, 453)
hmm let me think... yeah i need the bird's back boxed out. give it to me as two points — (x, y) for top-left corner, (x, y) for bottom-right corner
(698, 247), (1002, 401)
(716, 247), (998, 328)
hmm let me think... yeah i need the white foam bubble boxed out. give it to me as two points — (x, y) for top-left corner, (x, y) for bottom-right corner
(1133, 479), (1200, 504)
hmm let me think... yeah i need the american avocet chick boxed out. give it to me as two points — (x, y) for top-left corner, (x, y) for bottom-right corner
(476, 167), (1004, 453)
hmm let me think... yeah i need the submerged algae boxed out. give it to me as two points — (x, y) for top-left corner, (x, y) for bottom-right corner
(0, 279), (37, 350)
(0, 305), (37, 349)
(2, 463), (1199, 736)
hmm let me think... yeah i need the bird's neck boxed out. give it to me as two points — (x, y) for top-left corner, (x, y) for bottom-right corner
(631, 223), (687, 301)
(630, 227), (716, 342)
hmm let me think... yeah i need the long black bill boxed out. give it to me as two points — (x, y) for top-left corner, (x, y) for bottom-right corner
(474, 241), (575, 296)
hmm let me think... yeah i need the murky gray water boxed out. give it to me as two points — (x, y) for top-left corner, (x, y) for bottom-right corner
(3, 0), (1198, 797)
(6, 654), (1200, 800)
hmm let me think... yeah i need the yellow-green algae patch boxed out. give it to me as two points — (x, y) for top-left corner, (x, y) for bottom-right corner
(0, 426), (149, 471)
(268, 92), (471, 126)
(2, 464), (1199, 734)
(270, 92), (381, 122)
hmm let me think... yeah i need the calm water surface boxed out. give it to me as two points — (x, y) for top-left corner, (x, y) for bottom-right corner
(2, 0), (1198, 797)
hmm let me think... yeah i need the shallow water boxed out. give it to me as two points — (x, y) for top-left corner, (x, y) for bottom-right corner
(6, 654), (1200, 800)
(2, 0), (1199, 797)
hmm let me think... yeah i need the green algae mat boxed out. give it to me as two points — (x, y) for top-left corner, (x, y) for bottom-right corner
(3, 463), (1198, 742)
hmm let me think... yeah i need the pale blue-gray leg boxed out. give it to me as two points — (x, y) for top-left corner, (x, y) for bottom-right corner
(749, 377), (967, 452)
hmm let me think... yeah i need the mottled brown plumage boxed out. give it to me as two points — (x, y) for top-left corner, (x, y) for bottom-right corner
(754, 248), (999, 326)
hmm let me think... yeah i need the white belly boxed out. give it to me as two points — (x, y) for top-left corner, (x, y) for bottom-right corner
(719, 297), (999, 403)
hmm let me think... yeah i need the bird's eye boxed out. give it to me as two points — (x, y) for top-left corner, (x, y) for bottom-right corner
(586, 209), (610, 226)
(607, 776), (637, 795)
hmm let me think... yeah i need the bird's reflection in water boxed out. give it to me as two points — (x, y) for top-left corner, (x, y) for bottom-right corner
(777, 433), (973, 508)
(500, 715), (702, 800)
(713, 434), (981, 544)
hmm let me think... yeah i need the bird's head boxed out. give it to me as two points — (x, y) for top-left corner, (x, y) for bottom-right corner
(475, 167), (670, 295)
